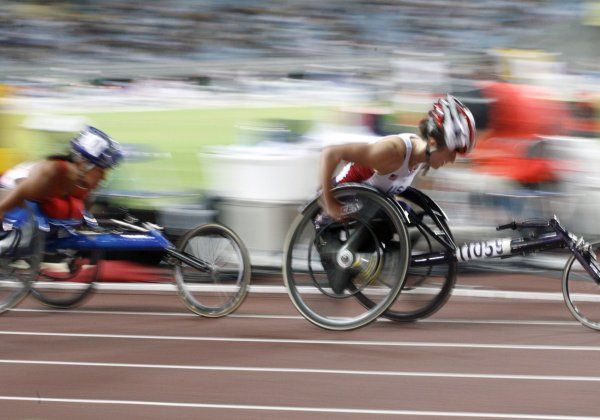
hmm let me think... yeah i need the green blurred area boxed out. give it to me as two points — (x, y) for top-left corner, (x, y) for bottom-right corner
(2, 105), (331, 207)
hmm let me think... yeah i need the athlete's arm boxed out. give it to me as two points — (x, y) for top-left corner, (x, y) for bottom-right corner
(0, 161), (67, 218)
(319, 136), (406, 219)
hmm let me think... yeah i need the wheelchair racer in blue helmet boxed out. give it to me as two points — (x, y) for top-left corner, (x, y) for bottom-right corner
(0, 126), (123, 222)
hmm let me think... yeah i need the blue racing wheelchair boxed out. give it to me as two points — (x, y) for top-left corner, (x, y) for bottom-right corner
(0, 202), (251, 317)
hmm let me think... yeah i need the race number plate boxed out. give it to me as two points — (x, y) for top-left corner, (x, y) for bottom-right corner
(456, 238), (512, 262)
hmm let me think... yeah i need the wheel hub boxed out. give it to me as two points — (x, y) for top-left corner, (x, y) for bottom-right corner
(336, 249), (354, 269)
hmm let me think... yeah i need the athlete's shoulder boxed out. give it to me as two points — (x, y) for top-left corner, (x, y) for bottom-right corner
(375, 134), (409, 155)
(37, 159), (61, 173)
(34, 159), (76, 181)
(377, 133), (419, 145)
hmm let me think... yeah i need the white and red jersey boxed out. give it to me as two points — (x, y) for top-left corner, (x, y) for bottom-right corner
(334, 133), (422, 196)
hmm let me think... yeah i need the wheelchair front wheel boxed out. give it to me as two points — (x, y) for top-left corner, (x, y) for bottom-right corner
(562, 241), (600, 330)
(174, 223), (251, 317)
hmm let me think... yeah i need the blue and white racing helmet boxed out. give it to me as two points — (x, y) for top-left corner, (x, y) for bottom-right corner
(71, 126), (123, 169)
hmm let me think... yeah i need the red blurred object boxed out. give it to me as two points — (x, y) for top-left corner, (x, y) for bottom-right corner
(480, 82), (568, 138)
(471, 82), (572, 184)
(42, 260), (171, 283)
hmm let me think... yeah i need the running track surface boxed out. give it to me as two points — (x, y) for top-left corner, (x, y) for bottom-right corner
(1, 269), (599, 419)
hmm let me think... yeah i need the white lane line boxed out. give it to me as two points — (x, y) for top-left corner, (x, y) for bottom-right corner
(8, 308), (581, 326)
(27, 282), (594, 301)
(0, 395), (594, 419)
(10, 308), (301, 320)
(422, 319), (579, 326)
(0, 331), (598, 351)
(1, 359), (600, 383)
(11, 308), (197, 317)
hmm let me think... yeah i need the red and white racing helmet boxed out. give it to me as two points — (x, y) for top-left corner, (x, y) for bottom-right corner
(427, 95), (476, 154)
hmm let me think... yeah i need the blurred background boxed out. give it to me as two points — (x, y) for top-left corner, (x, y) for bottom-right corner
(1, 0), (599, 270)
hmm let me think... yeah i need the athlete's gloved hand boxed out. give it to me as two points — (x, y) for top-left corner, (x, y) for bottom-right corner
(321, 198), (344, 221)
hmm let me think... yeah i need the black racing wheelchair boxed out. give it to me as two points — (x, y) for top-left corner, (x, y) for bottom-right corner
(283, 183), (600, 331)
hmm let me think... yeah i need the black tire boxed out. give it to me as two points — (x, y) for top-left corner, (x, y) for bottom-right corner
(283, 185), (410, 331)
(377, 212), (456, 321)
(30, 245), (101, 309)
(0, 222), (44, 314)
(174, 223), (251, 317)
(562, 241), (600, 331)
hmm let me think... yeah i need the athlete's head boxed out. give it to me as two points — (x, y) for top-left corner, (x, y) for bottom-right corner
(71, 126), (123, 189)
(419, 95), (476, 169)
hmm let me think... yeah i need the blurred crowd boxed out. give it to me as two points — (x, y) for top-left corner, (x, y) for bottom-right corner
(0, 0), (584, 67)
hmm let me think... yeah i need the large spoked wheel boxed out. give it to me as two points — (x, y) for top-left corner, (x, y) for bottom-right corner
(0, 223), (44, 313)
(378, 210), (456, 321)
(283, 186), (410, 331)
(562, 241), (600, 330)
(175, 223), (251, 317)
(31, 244), (101, 309)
